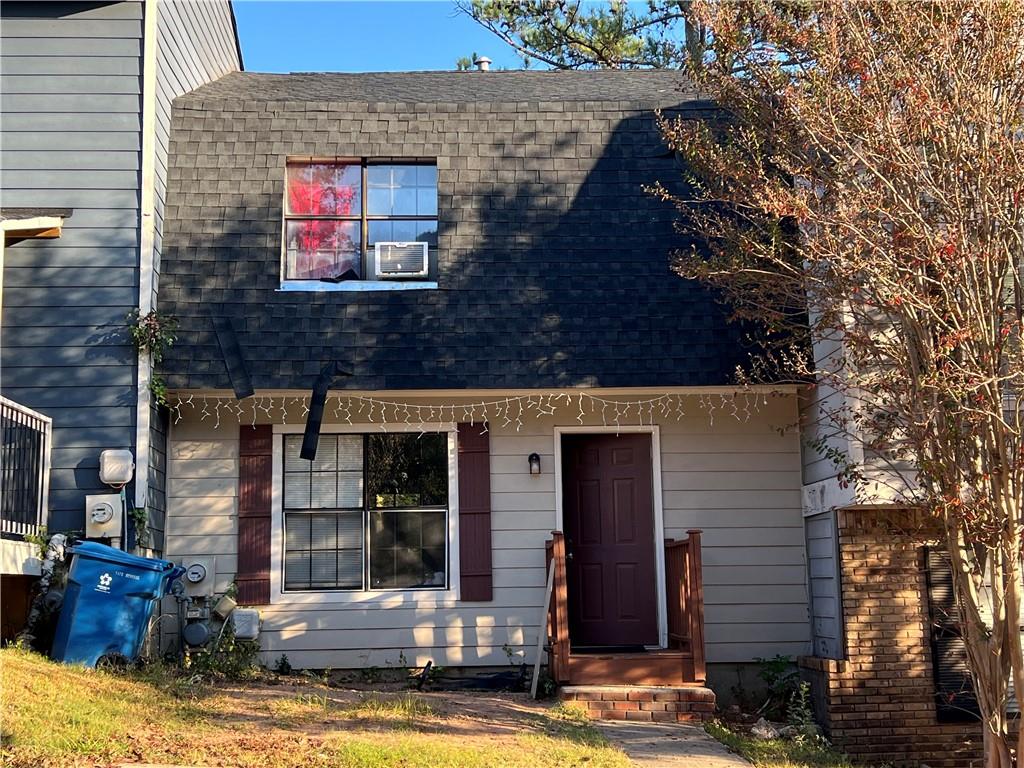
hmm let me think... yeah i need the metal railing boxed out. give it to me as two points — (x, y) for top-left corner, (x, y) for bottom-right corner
(1, 396), (51, 539)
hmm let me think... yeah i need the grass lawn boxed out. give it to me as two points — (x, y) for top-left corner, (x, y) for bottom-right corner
(706, 721), (856, 768)
(0, 648), (631, 768)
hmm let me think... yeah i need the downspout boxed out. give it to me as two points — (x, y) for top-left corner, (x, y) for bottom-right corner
(134, 0), (159, 521)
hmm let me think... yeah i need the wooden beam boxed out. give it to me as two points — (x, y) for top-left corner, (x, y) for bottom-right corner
(685, 530), (707, 685)
(4, 227), (61, 243)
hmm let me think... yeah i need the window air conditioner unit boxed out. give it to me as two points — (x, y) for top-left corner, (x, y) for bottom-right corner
(374, 241), (429, 279)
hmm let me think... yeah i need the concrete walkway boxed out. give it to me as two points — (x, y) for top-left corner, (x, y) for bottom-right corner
(598, 722), (752, 768)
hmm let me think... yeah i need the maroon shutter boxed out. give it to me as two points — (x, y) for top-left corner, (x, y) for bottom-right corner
(237, 424), (272, 605)
(458, 423), (493, 601)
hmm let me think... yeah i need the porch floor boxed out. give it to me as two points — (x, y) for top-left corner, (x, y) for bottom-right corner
(563, 649), (699, 687)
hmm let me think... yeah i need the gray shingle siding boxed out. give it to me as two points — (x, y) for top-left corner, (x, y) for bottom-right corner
(160, 72), (748, 391)
(1, 0), (143, 533)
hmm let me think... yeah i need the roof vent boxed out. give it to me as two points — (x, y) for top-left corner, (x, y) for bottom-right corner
(473, 56), (492, 72)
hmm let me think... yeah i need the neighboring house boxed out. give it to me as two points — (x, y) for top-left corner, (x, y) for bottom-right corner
(797, 312), (985, 758)
(155, 69), (811, 710)
(0, 0), (240, 639)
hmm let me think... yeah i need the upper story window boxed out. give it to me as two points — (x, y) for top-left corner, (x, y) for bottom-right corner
(283, 159), (438, 287)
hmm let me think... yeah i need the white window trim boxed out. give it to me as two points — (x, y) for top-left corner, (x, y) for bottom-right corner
(279, 158), (439, 291)
(270, 422), (460, 606)
(277, 280), (438, 293)
(552, 425), (668, 649)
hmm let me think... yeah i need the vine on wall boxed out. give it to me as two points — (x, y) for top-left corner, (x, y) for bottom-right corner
(127, 310), (177, 406)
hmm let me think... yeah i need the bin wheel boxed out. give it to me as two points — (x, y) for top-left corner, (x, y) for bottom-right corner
(97, 653), (130, 671)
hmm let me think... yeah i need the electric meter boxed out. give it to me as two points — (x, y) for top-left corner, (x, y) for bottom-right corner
(185, 562), (208, 584)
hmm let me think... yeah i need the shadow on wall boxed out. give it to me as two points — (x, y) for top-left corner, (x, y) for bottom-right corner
(159, 103), (751, 392)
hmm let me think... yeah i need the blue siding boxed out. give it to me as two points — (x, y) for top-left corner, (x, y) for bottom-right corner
(1, 0), (143, 535)
(1, 0), (238, 546)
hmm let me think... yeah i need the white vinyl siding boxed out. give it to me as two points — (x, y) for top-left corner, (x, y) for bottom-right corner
(165, 392), (808, 669)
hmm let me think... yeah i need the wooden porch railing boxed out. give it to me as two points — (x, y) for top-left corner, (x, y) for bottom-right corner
(545, 528), (706, 686)
(665, 530), (707, 684)
(545, 531), (571, 683)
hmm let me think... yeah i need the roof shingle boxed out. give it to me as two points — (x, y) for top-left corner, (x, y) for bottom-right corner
(177, 69), (703, 105)
(159, 71), (748, 392)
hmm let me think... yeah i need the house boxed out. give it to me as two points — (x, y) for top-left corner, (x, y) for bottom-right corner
(798, 348), (987, 760)
(154, 68), (812, 713)
(0, 0), (241, 639)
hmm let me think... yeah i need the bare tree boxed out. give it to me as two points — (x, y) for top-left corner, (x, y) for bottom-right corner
(651, 2), (1024, 761)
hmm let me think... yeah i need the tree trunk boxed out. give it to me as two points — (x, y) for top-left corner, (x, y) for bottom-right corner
(984, 729), (1013, 768)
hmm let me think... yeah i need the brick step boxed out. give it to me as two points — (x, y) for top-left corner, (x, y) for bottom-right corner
(560, 684), (716, 723)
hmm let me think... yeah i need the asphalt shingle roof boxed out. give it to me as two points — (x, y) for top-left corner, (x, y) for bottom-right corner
(0, 207), (72, 221)
(178, 69), (703, 104)
(159, 70), (750, 392)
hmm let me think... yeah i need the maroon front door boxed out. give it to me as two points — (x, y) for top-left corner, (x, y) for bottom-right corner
(561, 433), (659, 648)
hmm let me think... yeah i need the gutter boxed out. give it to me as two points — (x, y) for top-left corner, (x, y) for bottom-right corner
(134, 0), (159, 512)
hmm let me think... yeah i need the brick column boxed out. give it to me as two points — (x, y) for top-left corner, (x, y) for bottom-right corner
(798, 508), (982, 767)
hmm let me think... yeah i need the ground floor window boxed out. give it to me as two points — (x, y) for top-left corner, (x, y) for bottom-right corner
(282, 432), (448, 591)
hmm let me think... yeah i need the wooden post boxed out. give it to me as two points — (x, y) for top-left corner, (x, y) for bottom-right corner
(550, 531), (571, 682)
(532, 558), (556, 698)
(686, 529), (707, 685)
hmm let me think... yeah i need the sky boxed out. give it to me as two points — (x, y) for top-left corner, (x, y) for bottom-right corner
(233, 1), (524, 73)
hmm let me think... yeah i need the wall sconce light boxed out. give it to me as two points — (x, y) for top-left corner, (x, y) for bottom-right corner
(528, 453), (542, 476)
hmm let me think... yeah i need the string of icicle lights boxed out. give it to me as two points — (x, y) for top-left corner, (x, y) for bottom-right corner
(168, 390), (783, 432)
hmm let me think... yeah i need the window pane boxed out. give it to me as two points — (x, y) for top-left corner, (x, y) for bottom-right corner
(366, 187), (391, 217)
(310, 514), (337, 549)
(367, 220), (393, 244)
(391, 219), (418, 242)
(286, 162), (360, 216)
(417, 165), (438, 187)
(393, 188), (417, 216)
(310, 551), (337, 587)
(366, 433), (447, 508)
(284, 435), (307, 472)
(367, 220), (437, 255)
(366, 164), (437, 216)
(312, 435), (338, 472)
(337, 471), (363, 507)
(337, 436), (362, 470)
(366, 165), (392, 187)
(415, 221), (438, 248)
(373, 510), (396, 548)
(338, 512), (362, 548)
(417, 189), (437, 217)
(369, 509), (446, 589)
(285, 550), (311, 589)
(286, 514), (310, 549)
(310, 472), (338, 508)
(392, 165), (416, 185)
(337, 549), (362, 587)
(284, 472), (311, 508)
(285, 219), (361, 280)
(285, 511), (362, 590)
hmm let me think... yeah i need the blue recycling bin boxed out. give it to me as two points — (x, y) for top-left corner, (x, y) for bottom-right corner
(51, 542), (183, 667)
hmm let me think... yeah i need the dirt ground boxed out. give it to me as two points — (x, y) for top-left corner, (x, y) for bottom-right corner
(2, 646), (631, 768)
(205, 675), (566, 740)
